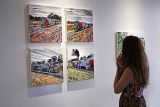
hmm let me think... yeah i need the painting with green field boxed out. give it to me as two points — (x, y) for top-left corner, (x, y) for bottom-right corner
(67, 47), (94, 82)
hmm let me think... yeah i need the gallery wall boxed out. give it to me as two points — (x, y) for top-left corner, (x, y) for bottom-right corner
(0, 0), (160, 107)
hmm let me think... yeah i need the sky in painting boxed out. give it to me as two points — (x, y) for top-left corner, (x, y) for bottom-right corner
(31, 48), (62, 62)
(29, 4), (61, 17)
(66, 8), (93, 23)
(67, 47), (94, 60)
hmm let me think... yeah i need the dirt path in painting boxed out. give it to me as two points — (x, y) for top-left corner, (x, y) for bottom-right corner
(30, 25), (62, 43)
(67, 27), (93, 42)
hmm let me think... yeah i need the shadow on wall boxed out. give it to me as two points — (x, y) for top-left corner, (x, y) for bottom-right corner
(28, 84), (62, 97)
(67, 79), (95, 91)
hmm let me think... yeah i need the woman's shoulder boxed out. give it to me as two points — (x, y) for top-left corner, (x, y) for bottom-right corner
(124, 67), (140, 85)
(123, 66), (134, 74)
(122, 67), (134, 82)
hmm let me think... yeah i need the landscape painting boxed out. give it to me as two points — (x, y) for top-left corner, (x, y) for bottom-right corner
(30, 48), (63, 87)
(66, 8), (93, 42)
(67, 47), (94, 82)
(116, 32), (145, 58)
(28, 5), (62, 43)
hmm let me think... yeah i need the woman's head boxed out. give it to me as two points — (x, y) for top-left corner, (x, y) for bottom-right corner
(122, 36), (143, 62)
(122, 36), (149, 87)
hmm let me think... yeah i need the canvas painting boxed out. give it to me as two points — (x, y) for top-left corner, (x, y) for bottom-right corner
(116, 32), (145, 57)
(67, 47), (94, 82)
(28, 5), (62, 43)
(30, 48), (63, 87)
(66, 8), (93, 42)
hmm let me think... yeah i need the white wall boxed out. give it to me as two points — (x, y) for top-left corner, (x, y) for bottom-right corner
(0, 0), (160, 107)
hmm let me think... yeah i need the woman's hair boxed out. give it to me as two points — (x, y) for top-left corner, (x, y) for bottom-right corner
(122, 36), (149, 87)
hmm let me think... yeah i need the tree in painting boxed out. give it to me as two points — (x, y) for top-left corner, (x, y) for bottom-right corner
(116, 32), (128, 57)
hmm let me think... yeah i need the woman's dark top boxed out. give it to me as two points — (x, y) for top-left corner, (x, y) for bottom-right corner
(119, 83), (147, 107)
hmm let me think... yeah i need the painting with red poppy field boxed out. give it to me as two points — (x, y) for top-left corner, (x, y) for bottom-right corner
(28, 5), (62, 43)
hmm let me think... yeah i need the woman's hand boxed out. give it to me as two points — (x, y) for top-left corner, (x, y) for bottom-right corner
(116, 54), (123, 69)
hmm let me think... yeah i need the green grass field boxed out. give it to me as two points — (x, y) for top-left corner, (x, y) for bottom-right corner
(68, 69), (94, 82)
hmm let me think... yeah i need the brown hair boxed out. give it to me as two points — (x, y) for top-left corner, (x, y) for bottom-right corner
(122, 36), (149, 87)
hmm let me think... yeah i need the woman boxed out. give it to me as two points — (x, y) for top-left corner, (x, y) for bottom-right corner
(114, 36), (149, 107)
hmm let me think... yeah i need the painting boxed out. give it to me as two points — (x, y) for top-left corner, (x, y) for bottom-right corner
(66, 8), (93, 42)
(67, 47), (94, 82)
(30, 48), (63, 87)
(116, 32), (145, 57)
(28, 5), (62, 43)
